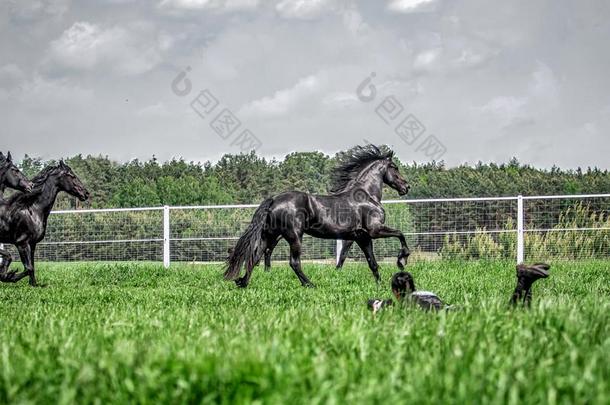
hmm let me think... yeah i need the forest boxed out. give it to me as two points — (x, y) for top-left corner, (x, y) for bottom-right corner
(15, 149), (610, 210)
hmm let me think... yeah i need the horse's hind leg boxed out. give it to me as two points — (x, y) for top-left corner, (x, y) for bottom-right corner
(336, 240), (353, 270)
(264, 249), (272, 271)
(355, 238), (380, 283)
(235, 263), (255, 288)
(235, 238), (270, 288)
(286, 235), (314, 287)
(264, 235), (280, 272)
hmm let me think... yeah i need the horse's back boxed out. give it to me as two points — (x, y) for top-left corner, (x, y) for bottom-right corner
(268, 190), (308, 208)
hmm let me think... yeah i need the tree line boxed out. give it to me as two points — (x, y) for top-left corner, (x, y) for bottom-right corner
(15, 150), (610, 210)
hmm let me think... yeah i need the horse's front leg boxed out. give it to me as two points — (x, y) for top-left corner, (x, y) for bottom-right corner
(0, 246), (12, 274)
(0, 244), (29, 283)
(368, 225), (410, 270)
(355, 237), (380, 283)
(16, 242), (38, 286)
(264, 235), (280, 272)
(285, 234), (314, 287)
(0, 245), (31, 283)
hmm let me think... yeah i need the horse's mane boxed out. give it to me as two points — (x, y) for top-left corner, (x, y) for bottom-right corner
(30, 165), (58, 187)
(7, 165), (59, 209)
(330, 145), (393, 193)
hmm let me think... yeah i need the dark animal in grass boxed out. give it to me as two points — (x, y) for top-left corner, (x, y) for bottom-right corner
(367, 271), (445, 313)
(0, 161), (89, 286)
(369, 263), (551, 313)
(0, 151), (33, 198)
(225, 145), (411, 288)
(510, 263), (550, 307)
(390, 271), (446, 311)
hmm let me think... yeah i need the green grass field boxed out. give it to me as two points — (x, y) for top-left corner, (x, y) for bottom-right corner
(0, 260), (608, 404)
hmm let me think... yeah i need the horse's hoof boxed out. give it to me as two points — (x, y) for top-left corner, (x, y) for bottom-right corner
(0, 270), (17, 283)
(397, 253), (409, 269)
(234, 278), (248, 288)
(303, 282), (316, 288)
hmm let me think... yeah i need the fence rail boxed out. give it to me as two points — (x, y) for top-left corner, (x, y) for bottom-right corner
(1, 194), (608, 266)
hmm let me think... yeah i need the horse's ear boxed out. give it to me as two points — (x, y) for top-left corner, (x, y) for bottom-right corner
(59, 160), (66, 168)
(6, 151), (12, 162)
(0, 151), (4, 161)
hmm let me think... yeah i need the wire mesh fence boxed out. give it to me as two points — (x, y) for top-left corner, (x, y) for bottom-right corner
(168, 205), (338, 263)
(358, 197), (519, 262)
(0, 194), (607, 265)
(41, 207), (164, 262)
(523, 195), (610, 262)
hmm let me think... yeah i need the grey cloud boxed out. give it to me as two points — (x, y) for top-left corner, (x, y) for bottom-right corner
(0, 0), (608, 170)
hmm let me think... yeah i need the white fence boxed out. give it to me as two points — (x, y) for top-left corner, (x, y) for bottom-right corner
(1, 194), (609, 266)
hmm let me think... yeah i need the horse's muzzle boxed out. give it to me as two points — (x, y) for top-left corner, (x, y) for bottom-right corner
(77, 188), (90, 201)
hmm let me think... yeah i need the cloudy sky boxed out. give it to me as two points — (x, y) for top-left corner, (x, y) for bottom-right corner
(1, 0), (609, 168)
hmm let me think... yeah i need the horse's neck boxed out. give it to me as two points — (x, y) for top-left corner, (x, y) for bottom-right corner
(33, 181), (60, 219)
(349, 162), (385, 201)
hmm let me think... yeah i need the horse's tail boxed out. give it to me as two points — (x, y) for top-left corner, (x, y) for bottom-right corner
(224, 198), (274, 280)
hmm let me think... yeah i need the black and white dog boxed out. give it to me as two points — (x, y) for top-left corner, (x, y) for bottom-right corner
(368, 263), (551, 313)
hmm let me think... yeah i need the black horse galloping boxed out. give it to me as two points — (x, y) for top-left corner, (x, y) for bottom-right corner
(224, 145), (411, 288)
(0, 161), (89, 286)
(0, 151), (33, 198)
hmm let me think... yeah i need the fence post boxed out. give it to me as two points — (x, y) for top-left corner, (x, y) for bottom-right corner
(336, 240), (343, 266)
(163, 205), (170, 268)
(517, 195), (524, 264)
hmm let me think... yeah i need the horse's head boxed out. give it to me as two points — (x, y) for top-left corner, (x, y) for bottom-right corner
(0, 151), (33, 193)
(56, 160), (90, 201)
(382, 155), (410, 196)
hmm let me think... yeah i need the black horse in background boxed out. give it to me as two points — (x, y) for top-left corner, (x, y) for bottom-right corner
(225, 145), (411, 288)
(0, 161), (89, 286)
(0, 151), (33, 198)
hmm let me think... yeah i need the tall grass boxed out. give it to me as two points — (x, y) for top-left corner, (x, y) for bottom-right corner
(0, 260), (608, 404)
(441, 204), (610, 260)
